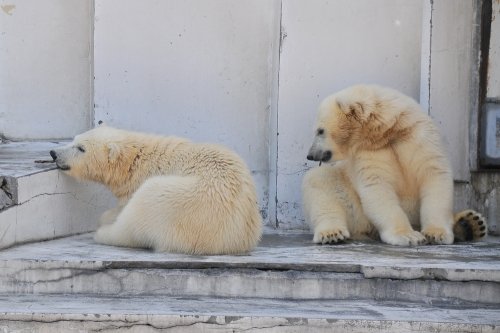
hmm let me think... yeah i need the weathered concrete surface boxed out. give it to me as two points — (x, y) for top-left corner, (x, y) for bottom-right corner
(0, 232), (498, 304)
(0, 142), (116, 249)
(1, 264), (498, 305)
(0, 141), (65, 178)
(0, 294), (498, 333)
(1, 232), (498, 281)
(0, 232), (498, 331)
(0, 141), (64, 210)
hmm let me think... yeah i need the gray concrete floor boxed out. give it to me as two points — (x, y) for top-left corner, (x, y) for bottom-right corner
(1, 231), (499, 282)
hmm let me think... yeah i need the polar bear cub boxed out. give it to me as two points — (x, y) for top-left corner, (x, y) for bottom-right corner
(303, 85), (487, 246)
(50, 126), (262, 255)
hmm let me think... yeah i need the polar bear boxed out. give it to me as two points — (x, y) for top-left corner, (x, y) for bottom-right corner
(303, 85), (487, 246)
(50, 125), (262, 255)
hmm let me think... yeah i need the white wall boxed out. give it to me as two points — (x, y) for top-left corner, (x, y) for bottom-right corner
(0, 0), (93, 140)
(2, 0), (487, 229)
(276, 0), (423, 228)
(94, 0), (281, 217)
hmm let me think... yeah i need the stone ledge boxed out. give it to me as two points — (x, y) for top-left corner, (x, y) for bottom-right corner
(1, 232), (499, 283)
(1, 264), (498, 304)
(0, 141), (64, 211)
(0, 141), (116, 249)
(0, 294), (498, 333)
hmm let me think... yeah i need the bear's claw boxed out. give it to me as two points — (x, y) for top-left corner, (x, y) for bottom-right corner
(313, 225), (350, 244)
(380, 230), (427, 246)
(421, 226), (454, 245)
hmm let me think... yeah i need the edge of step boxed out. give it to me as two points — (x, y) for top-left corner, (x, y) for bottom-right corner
(0, 294), (498, 333)
(0, 141), (116, 250)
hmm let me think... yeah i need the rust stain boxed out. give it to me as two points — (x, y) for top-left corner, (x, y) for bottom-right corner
(1, 4), (15, 16)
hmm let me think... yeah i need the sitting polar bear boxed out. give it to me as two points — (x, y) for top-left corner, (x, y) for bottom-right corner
(303, 85), (487, 246)
(50, 126), (262, 255)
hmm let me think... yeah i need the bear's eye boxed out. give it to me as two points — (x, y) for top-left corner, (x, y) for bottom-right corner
(77, 146), (85, 153)
(317, 128), (324, 136)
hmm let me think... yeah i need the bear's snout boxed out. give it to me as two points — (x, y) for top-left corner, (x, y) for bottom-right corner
(50, 150), (57, 161)
(307, 149), (332, 162)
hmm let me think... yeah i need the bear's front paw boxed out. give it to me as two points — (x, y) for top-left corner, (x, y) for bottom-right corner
(313, 224), (350, 244)
(380, 229), (426, 246)
(422, 226), (454, 245)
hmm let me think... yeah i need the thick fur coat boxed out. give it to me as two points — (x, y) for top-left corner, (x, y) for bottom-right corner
(50, 126), (262, 255)
(303, 85), (486, 246)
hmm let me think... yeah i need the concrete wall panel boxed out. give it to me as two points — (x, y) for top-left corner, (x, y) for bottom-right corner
(0, 0), (93, 140)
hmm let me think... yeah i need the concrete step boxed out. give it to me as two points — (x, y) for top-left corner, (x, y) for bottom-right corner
(0, 294), (498, 333)
(0, 141), (115, 249)
(0, 232), (499, 305)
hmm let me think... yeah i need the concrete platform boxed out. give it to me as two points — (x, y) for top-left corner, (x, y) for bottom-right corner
(1, 231), (499, 281)
(0, 141), (116, 249)
(0, 232), (499, 305)
(0, 141), (63, 179)
(0, 294), (498, 333)
(0, 232), (498, 332)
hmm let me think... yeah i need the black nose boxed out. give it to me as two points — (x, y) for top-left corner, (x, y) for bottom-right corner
(307, 154), (314, 160)
(50, 150), (57, 160)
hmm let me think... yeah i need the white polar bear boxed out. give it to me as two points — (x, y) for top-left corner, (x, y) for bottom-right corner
(302, 85), (487, 246)
(50, 125), (262, 255)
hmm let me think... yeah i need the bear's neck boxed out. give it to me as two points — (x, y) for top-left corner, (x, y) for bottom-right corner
(102, 136), (190, 201)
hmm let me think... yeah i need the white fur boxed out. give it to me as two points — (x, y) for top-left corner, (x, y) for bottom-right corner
(52, 126), (262, 255)
(303, 85), (455, 246)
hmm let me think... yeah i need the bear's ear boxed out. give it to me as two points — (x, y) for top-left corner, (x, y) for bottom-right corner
(107, 142), (121, 161)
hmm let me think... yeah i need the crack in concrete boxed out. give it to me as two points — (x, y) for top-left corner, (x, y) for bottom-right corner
(17, 192), (72, 206)
(5, 266), (128, 292)
(2, 318), (248, 332)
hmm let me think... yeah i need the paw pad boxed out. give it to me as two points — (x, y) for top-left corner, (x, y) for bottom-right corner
(453, 210), (488, 242)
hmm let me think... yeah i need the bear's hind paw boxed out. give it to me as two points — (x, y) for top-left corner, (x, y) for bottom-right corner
(453, 210), (487, 242)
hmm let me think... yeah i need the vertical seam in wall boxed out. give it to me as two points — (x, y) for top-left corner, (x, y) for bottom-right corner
(90, 0), (96, 128)
(477, 0), (493, 169)
(420, 0), (433, 115)
(427, 0), (434, 115)
(268, 0), (282, 229)
(469, 0), (486, 171)
(274, 0), (283, 228)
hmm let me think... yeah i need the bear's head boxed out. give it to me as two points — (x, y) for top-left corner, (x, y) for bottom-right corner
(307, 85), (411, 163)
(49, 125), (136, 185)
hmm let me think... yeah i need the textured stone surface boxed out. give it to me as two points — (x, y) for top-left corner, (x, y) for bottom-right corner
(0, 141), (64, 179)
(0, 232), (498, 331)
(0, 141), (64, 212)
(0, 294), (498, 333)
(1, 232), (498, 281)
(0, 142), (116, 249)
(0, 232), (499, 305)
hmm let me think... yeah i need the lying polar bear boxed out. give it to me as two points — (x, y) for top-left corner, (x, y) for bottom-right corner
(50, 125), (262, 255)
(303, 85), (487, 246)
